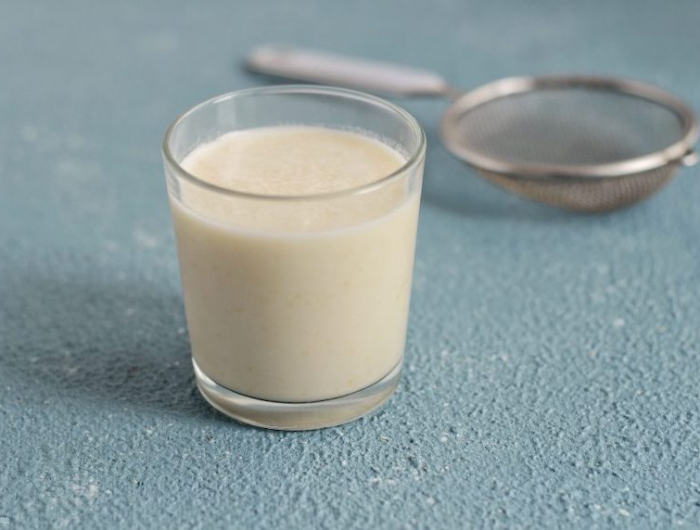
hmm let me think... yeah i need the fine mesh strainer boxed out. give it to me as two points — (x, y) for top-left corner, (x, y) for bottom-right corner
(247, 45), (699, 212)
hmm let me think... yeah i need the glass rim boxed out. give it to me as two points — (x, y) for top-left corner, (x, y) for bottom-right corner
(162, 85), (426, 202)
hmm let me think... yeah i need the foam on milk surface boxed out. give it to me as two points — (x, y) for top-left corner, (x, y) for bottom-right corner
(182, 126), (405, 196)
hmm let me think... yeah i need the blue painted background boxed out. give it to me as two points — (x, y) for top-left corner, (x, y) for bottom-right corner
(2, 1), (700, 528)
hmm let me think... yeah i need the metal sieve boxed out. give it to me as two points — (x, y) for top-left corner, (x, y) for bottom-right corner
(247, 45), (698, 212)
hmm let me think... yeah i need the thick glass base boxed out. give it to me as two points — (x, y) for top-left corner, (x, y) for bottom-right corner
(193, 359), (402, 431)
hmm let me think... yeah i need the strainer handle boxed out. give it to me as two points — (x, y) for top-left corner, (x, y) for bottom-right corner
(246, 45), (452, 97)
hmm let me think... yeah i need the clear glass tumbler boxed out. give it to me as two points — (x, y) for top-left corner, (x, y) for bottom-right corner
(162, 86), (425, 430)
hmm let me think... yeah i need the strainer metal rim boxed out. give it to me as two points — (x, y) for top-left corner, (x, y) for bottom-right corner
(440, 75), (699, 180)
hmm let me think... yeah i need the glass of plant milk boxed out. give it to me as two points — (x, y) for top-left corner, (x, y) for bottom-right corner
(162, 86), (425, 430)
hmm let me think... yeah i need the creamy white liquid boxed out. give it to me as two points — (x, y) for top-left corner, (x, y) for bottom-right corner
(171, 126), (420, 402)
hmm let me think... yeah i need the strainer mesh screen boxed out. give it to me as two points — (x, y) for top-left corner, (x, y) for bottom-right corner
(455, 88), (685, 166)
(446, 85), (692, 211)
(479, 166), (676, 212)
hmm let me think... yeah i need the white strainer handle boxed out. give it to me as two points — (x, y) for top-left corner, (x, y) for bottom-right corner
(246, 45), (451, 97)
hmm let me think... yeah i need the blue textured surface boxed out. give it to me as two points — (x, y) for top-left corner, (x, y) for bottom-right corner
(2, 1), (700, 528)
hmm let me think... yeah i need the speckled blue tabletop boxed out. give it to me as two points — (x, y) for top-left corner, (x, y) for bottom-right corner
(2, 1), (700, 528)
